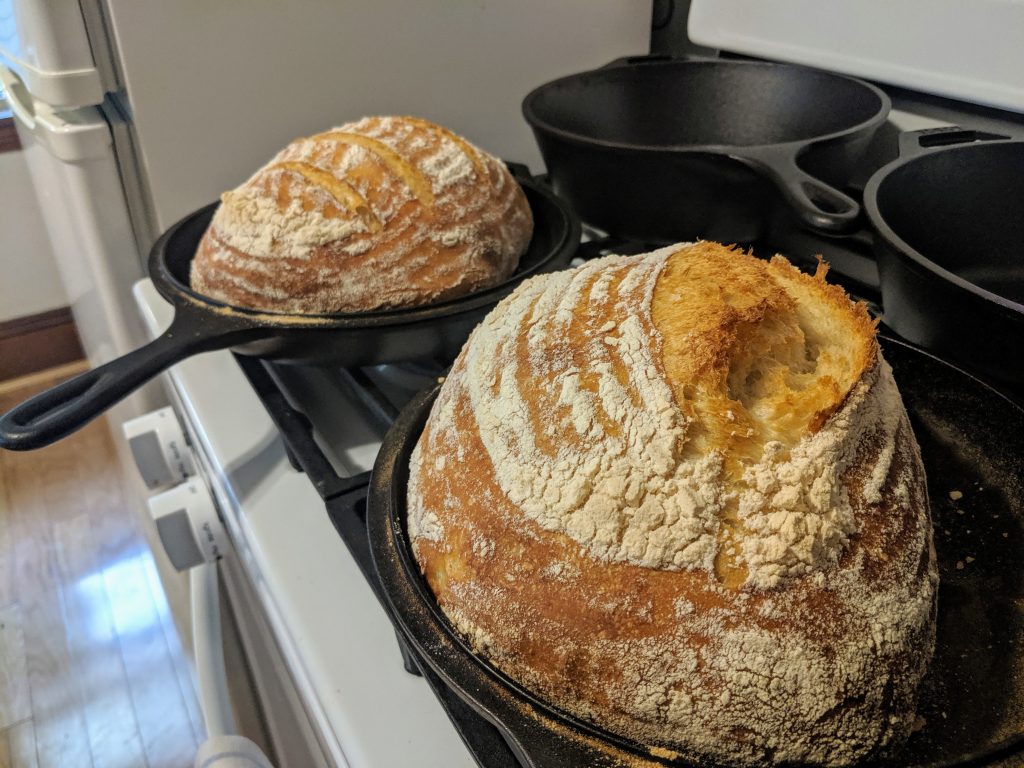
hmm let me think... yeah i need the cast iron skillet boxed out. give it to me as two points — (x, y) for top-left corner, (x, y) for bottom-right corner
(370, 336), (1024, 768)
(863, 127), (1024, 386)
(0, 175), (579, 451)
(523, 55), (890, 243)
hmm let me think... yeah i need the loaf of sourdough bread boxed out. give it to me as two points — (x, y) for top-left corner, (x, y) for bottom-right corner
(191, 116), (533, 313)
(408, 242), (937, 767)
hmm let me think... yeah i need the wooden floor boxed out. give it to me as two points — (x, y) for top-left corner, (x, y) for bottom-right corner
(0, 365), (203, 768)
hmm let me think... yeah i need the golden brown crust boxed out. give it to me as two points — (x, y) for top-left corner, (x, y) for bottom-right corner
(190, 116), (533, 314)
(408, 243), (937, 766)
(651, 245), (880, 586)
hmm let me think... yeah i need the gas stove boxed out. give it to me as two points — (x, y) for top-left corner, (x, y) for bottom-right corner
(128, 72), (1024, 768)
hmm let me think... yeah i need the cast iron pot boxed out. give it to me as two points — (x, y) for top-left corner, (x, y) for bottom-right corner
(523, 55), (890, 243)
(0, 174), (579, 451)
(864, 127), (1024, 385)
(369, 336), (1024, 767)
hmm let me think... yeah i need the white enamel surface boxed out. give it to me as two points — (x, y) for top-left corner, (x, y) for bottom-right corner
(123, 406), (196, 490)
(133, 280), (476, 768)
(9, 94), (146, 376)
(0, 0), (105, 107)
(0, 144), (65, 321)
(688, 0), (1024, 113)
(148, 478), (227, 569)
(2, 73), (113, 162)
(11, 96), (142, 368)
(100, 0), (651, 233)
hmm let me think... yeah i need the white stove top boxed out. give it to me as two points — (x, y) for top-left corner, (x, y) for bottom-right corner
(132, 279), (475, 768)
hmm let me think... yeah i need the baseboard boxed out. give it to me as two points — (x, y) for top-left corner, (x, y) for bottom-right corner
(0, 116), (20, 154)
(0, 307), (86, 381)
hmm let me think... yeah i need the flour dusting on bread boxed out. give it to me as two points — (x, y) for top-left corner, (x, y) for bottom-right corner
(415, 243), (905, 588)
(191, 116), (532, 313)
(407, 242), (937, 766)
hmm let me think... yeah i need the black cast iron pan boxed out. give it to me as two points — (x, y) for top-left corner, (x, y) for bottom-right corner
(0, 175), (580, 451)
(863, 127), (1024, 387)
(369, 336), (1024, 768)
(523, 55), (890, 244)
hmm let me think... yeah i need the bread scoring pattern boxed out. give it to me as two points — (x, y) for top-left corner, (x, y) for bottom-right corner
(414, 243), (897, 589)
(190, 116), (532, 313)
(408, 243), (937, 766)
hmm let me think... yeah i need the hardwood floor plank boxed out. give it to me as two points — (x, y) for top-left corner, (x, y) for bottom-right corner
(104, 554), (197, 768)
(140, 556), (204, 744)
(0, 366), (203, 768)
(0, 604), (30, 730)
(15, 553), (93, 767)
(0, 720), (41, 768)
(0, 360), (88, 400)
(0, 475), (15, 620)
(53, 514), (147, 768)
(1, 445), (93, 768)
(81, 429), (201, 761)
(73, 417), (202, 765)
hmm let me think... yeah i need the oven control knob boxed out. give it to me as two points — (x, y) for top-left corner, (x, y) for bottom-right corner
(123, 407), (195, 490)
(147, 478), (227, 571)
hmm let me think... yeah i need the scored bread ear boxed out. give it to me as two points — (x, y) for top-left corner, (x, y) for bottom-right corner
(653, 244), (875, 452)
(651, 243), (879, 587)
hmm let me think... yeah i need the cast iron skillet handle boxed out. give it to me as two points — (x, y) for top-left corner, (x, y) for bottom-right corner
(0, 307), (261, 451)
(731, 144), (861, 234)
(897, 126), (1011, 160)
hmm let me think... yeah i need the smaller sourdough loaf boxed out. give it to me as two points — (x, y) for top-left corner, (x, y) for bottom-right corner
(190, 116), (533, 314)
(408, 242), (938, 767)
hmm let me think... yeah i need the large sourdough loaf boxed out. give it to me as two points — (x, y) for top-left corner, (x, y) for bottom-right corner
(408, 242), (937, 767)
(191, 116), (533, 314)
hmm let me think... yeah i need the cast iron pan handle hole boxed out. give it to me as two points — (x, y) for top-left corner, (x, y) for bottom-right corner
(625, 54), (672, 65)
(731, 146), (861, 234)
(918, 129), (1009, 148)
(801, 181), (855, 215)
(9, 371), (107, 425)
(897, 127), (1012, 159)
(602, 53), (676, 68)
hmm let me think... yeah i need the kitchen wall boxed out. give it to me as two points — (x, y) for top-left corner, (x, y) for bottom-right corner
(0, 146), (67, 322)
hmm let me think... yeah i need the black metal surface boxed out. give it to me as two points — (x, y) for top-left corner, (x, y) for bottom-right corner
(235, 356), (371, 500)
(367, 337), (1024, 768)
(0, 177), (580, 451)
(323, 465), (527, 766)
(881, 338), (1024, 767)
(523, 56), (889, 242)
(863, 129), (1024, 386)
(336, 368), (401, 427)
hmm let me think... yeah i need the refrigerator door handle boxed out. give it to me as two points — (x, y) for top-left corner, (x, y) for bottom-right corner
(0, 64), (36, 131)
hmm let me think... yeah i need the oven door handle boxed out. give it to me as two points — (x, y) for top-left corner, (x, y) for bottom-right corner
(192, 563), (236, 737)
(192, 562), (275, 768)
